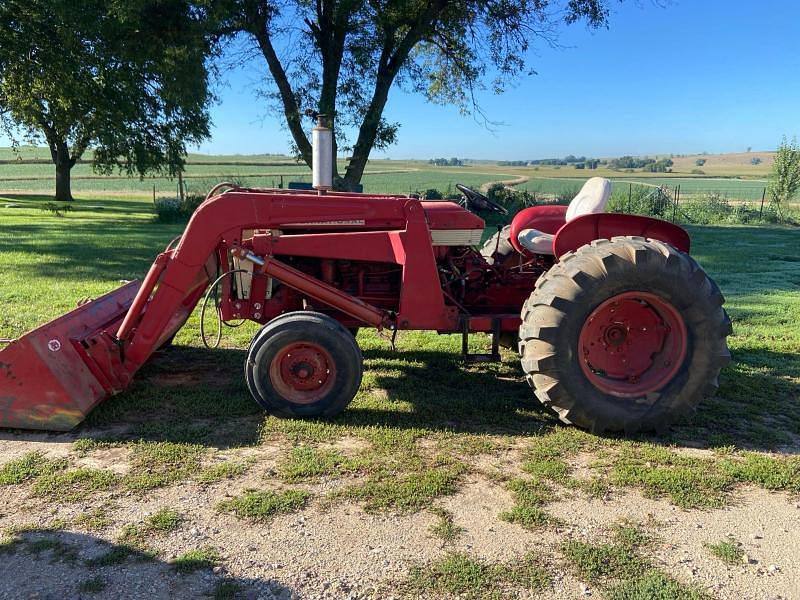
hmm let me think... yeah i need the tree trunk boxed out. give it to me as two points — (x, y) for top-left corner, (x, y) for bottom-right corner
(54, 156), (74, 202)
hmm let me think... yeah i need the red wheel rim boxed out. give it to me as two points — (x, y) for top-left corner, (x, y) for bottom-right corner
(578, 291), (688, 397)
(269, 342), (337, 404)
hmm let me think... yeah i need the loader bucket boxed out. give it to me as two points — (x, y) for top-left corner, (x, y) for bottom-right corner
(0, 281), (141, 431)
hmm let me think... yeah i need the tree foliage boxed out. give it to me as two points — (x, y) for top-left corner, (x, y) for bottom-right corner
(220, 0), (618, 190)
(768, 136), (800, 217)
(0, 0), (214, 200)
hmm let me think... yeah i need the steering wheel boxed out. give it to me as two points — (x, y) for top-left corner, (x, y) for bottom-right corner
(456, 184), (509, 216)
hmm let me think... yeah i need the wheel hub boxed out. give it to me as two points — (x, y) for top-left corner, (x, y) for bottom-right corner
(578, 292), (687, 397)
(270, 342), (336, 403)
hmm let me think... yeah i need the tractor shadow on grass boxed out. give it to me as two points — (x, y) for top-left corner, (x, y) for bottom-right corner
(0, 529), (292, 599)
(672, 347), (800, 454)
(63, 342), (557, 448)
(2, 339), (795, 454)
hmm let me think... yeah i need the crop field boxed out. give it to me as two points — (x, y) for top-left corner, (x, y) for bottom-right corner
(0, 189), (798, 599)
(2, 147), (776, 203)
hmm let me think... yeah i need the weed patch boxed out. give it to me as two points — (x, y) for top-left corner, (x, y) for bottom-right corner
(429, 507), (465, 542)
(499, 478), (555, 529)
(610, 444), (800, 508)
(705, 539), (744, 564)
(26, 537), (79, 563)
(279, 447), (365, 482)
(125, 441), (204, 490)
(32, 468), (118, 502)
(197, 460), (250, 483)
(79, 576), (107, 594)
(340, 461), (466, 513)
(146, 509), (182, 532)
(563, 523), (706, 599)
(217, 489), (309, 521)
(73, 507), (114, 531)
(406, 552), (550, 599)
(173, 546), (221, 573)
(0, 452), (67, 485)
(607, 571), (709, 600)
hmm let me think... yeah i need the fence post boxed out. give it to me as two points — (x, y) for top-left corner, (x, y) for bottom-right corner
(672, 185), (679, 222)
(177, 170), (185, 201)
(152, 184), (156, 204)
(759, 187), (766, 220)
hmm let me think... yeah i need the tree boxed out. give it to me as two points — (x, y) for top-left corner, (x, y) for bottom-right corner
(0, 0), (214, 201)
(221, 1), (618, 190)
(768, 137), (800, 217)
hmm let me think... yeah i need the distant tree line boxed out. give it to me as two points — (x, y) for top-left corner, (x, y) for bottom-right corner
(498, 156), (601, 169)
(429, 157), (464, 166)
(608, 156), (673, 172)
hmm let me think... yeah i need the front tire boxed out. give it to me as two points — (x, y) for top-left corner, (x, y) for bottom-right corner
(245, 312), (363, 418)
(519, 236), (731, 434)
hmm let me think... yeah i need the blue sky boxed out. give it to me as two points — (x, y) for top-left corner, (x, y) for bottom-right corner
(2, 1), (797, 160)
(203, 0), (800, 160)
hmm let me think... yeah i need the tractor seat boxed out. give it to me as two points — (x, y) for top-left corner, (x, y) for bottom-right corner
(517, 177), (613, 254)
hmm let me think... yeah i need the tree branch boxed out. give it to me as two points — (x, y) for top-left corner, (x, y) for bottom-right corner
(248, 5), (313, 166)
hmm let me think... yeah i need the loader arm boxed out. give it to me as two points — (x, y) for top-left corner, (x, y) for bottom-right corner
(0, 189), (462, 430)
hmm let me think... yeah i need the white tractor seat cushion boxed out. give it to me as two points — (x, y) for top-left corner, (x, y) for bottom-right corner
(517, 177), (613, 255)
(517, 228), (554, 254)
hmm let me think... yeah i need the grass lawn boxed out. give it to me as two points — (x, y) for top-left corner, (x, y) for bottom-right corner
(1, 191), (798, 598)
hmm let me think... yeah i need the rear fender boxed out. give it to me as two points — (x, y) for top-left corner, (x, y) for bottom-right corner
(553, 213), (690, 258)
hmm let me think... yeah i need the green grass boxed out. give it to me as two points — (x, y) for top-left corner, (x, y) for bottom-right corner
(216, 489), (309, 521)
(498, 478), (554, 529)
(212, 579), (243, 599)
(32, 467), (118, 502)
(73, 508), (114, 531)
(78, 576), (107, 594)
(406, 552), (550, 599)
(606, 571), (709, 600)
(173, 546), (221, 573)
(0, 452), (67, 485)
(705, 539), (744, 564)
(86, 545), (141, 567)
(278, 447), (365, 481)
(610, 444), (800, 509)
(562, 523), (708, 599)
(146, 509), (183, 532)
(339, 461), (467, 512)
(197, 460), (250, 483)
(26, 537), (80, 562)
(428, 507), (465, 542)
(125, 441), (205, 490)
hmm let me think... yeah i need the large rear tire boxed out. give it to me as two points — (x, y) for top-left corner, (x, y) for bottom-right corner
(245, 312), (363, 418)
(519, 236), (731, 434)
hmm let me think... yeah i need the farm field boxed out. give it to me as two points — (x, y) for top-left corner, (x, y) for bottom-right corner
(0, 147), (775, 201)
(0, 191), (798, 599)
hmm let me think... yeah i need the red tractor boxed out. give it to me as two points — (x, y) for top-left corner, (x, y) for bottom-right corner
(0, 178), (730, 433)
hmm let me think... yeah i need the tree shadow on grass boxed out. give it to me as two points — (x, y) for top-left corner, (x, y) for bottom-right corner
(0, 192), (155, 214)
(0, 529), (292, 599)
(0, 219), (183, 283)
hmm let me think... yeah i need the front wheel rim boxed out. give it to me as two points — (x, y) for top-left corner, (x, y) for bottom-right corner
(578, 291), (688, 397)
(269, 341), (337, 405)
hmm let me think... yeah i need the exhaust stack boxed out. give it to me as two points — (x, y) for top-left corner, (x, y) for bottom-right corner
(310, 112), (333, 192)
